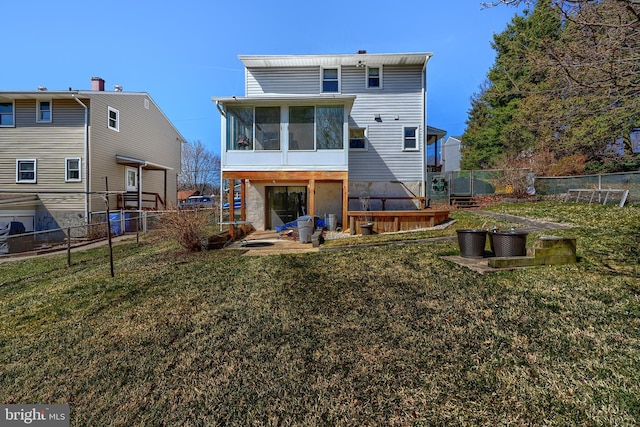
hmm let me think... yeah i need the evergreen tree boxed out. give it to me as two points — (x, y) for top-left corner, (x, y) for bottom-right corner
(462, 2), (562, 169)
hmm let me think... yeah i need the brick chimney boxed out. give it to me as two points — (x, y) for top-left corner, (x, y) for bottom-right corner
(91, 77), (105, 91)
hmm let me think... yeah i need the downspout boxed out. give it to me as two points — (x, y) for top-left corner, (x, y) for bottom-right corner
(138, 164), (144, 211)
(421, 57), (429, 203)
(216, 100), (226, 227)
(73, 96), (89, 222)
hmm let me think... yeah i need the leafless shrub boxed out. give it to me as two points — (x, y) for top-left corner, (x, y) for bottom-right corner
(161, 208), (213, 251)
(86, 217), (108, 240)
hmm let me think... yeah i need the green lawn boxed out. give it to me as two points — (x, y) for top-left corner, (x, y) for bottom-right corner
(1, 202), (638, 426)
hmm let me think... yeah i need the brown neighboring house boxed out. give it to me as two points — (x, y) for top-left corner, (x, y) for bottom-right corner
(0, 77), (184, 232)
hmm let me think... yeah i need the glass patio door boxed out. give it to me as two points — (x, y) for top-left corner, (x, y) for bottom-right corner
(267, 186), (307, 229)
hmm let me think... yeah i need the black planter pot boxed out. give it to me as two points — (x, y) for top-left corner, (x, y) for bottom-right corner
(456, 229), (488, 258)
(360, 223), (374, 235)
(490, 230), (528, 257)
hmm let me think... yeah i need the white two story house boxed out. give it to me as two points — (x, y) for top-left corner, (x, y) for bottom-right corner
(213, 51), (434, 231)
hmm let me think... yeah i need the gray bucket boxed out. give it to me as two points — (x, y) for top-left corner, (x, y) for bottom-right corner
(325, 214), (338, 231)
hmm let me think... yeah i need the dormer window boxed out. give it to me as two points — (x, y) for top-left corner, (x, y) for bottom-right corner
(322, 68), (340, 93)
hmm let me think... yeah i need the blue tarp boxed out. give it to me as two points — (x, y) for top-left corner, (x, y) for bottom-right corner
(275, 216), (324, 232)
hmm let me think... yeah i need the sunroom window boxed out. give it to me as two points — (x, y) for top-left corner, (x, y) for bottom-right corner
(316, 106), (343, 149)
(289, 106), (344, 150)
(255, 107), (280, 150)
(289, 106), (315, 150)
(227, 107), (254, 150)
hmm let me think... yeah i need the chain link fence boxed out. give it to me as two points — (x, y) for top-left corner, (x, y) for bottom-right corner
(536, 172), (640, 203)
(427, 170), (640, 205)
(0, 210), (166, 257)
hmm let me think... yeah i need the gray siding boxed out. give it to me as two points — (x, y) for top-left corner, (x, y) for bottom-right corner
(242, 63), (425, 183)
(247, 67), (320, 95)
(346, 65), (425, 182)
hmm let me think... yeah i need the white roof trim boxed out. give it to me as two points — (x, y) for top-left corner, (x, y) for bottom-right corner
(238, 52), (433, 68)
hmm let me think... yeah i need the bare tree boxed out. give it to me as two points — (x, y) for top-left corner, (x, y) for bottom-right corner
(178, 140), (221, 195)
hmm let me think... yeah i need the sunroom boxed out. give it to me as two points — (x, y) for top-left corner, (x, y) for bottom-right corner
(213, 95), (356, 231)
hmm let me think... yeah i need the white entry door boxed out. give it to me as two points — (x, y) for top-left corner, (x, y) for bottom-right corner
(125, 167), (138, 192)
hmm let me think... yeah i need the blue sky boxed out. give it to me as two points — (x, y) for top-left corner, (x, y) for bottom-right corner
(2, 0), (522, 157)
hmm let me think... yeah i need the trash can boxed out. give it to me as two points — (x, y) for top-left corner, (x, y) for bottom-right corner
(325, 214), (338, 231)
(109, 213), (122, 235)
(456, 229), (488, 258)
(490, 230), (528, 257)
(297, 216), (314, 243)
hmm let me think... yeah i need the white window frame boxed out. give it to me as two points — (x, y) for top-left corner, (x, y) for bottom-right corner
(366, 65), (383, 89)
(36, 99), (52, 123)
(0, 101), (15, 127)
(403, 126), (419, 151)
(65, 157), (82, 182)
(349, 127), (368, 151)
(321, 67), (341, 93)
(108, 106), (120, 131)
(16, 159), (37, 183)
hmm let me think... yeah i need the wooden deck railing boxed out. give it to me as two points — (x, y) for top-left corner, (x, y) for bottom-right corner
(348, 196), (427, 210)
(117, 192), (165, 210)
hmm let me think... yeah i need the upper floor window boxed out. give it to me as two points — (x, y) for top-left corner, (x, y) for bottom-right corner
(16, 159), (37, 183)
(322, 68), (340, 93)
(37, 100), (52, 123)
(349, 128), (367, 150)
(0, 102), (15, 127)
(289, 105), (344, 150)
(65, 158), (82, 182)
(108, 106), (119, 131)
(403, 127), (418, 150)
(367, 66), (382, 89)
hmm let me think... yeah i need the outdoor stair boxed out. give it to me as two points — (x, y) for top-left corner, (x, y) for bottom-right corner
(450, 194), (480, 209)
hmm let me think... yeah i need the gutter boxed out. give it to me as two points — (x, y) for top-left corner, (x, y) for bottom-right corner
(73, 96), (89, 222)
